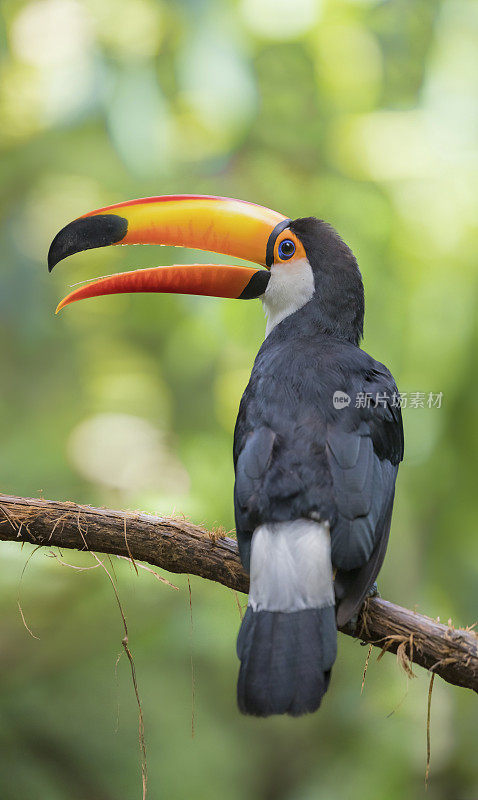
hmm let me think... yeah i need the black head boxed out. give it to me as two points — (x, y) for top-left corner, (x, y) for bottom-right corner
(287, 217), (364, 345)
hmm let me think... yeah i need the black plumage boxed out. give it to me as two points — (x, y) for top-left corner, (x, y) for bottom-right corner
(237, 606), (337, 717)
(234, 218), (403, 714)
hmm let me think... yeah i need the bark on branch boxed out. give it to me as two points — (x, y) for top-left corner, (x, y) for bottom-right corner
(0, 493), (476, 693)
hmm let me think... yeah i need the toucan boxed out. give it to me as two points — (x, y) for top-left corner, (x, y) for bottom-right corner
(48, 195), (404, 717)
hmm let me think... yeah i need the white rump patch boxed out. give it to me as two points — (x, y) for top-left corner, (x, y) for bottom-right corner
(262, 256), (315, 336)
(248, 519), (334, 613)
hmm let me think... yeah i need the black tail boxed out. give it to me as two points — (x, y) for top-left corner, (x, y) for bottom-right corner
(237, 606), (337, 717)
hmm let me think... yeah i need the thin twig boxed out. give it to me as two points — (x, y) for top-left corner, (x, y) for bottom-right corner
(232, 590), (245, 620)
(124, 517), (139, 576)
(17, 544), (43, 640)
(425, 673), (435, 789)
(91, 552), (147, 800)
(187, 577), (196, 738)
(361, 644), (373, 695)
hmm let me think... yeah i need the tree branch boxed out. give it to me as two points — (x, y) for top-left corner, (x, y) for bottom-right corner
(0, 493), (476, 692)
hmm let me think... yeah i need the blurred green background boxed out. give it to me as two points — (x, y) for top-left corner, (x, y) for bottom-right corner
(0, 0), (477, 797)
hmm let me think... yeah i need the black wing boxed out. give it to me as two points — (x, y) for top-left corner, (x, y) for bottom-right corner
(328, 365), (403, 626)
(233, 425), (276, 570)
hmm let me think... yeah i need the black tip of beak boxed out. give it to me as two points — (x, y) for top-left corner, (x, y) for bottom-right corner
(47, 214), (128, 272)
(238, 269), (270, 299)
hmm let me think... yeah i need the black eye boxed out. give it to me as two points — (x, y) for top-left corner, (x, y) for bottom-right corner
(278, 239), (295, 260)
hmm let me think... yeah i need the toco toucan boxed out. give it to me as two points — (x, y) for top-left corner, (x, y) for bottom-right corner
(48, 195), (403, 717)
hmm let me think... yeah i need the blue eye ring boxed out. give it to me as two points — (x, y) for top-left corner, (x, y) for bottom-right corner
(278, 238), (296, 260)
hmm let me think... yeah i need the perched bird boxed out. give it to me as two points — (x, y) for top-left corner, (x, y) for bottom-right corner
(48, 195), (403, 717)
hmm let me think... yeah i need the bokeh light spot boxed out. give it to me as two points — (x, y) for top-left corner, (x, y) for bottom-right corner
(241, 0), (321, 40)
(11, 0), (92, 67)
(67, 413), (190, 496)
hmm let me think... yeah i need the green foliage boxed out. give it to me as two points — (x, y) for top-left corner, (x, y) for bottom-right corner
(0, 0), (477, 798)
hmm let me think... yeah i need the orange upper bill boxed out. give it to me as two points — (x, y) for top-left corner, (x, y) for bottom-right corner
(48, 194), (289, 271)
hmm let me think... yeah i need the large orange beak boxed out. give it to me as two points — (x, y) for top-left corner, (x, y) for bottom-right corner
(48, 194), (291, 313)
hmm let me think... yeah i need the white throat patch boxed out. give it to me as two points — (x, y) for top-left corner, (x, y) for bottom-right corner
(262, 256), (315, 336)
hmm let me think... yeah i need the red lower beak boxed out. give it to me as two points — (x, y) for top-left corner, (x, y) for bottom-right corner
(55, 263), (270, 313)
